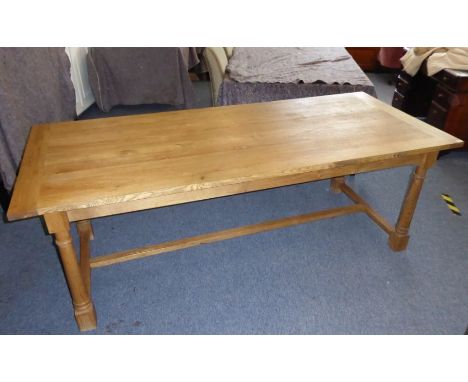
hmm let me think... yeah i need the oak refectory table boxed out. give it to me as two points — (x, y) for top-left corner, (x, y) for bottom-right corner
(7, 92), (464, 331)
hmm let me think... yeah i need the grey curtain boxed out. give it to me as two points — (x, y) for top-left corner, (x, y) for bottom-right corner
(87, 48), (196, 112)
(0, 48), (76, 191)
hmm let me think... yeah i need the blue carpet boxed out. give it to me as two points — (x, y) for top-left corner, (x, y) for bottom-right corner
(1, 151), (467, 334)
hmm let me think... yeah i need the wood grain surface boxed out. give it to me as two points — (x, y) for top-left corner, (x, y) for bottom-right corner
(8, 92), (463, 220)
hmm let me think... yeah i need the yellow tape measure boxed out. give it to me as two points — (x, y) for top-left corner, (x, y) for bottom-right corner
(441, 194), (461, 216)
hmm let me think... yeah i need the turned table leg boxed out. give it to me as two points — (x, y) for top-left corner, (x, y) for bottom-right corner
(76, 220), (94, 294)
(44, 212), (97, 331)
(330, 176), (345, 193)
(388, 154), (436, 251)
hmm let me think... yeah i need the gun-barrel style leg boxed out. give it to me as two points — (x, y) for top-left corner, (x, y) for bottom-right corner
(388, 154), (435, 251)
(45, 212), (97, 331)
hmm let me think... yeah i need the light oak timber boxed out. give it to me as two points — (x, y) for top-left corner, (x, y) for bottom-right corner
(76, 220), (93, 293)
(8, 126), (46, 218)
(338, 182), (394, 235)
(7, 92), (463, 221)
(388, 153), (435, 251)
(90, 204), (366, 268)
(330, 177), (346, 193)
(44, 212), (96, 331)
(66, 154), (427, 222)
(7, 92), (464, 331)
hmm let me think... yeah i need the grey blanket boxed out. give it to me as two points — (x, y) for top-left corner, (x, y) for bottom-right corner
(219, 47), (376, 105)
(227, 47), (373, 84)
(0, 48), (76, 191)
(87, 48), (197, 112)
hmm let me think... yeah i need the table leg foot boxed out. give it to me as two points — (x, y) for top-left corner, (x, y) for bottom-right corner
(388, 232), (409, 251)
(74, 301), (97, 331)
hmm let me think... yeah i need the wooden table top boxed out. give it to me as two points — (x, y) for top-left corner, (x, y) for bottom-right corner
(8, 92), (463, 220)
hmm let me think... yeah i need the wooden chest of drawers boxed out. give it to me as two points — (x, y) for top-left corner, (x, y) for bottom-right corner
(346, 47), (380, 71)
(392, 66), (468, 148)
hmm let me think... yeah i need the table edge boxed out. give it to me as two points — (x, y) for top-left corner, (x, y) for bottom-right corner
(7, 146), (460, 221)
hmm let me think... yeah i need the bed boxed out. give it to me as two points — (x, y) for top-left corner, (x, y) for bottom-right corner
(205, 47), (376, 106)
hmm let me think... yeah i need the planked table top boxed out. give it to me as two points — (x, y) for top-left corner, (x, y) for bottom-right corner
(8, 92), (463, 220)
